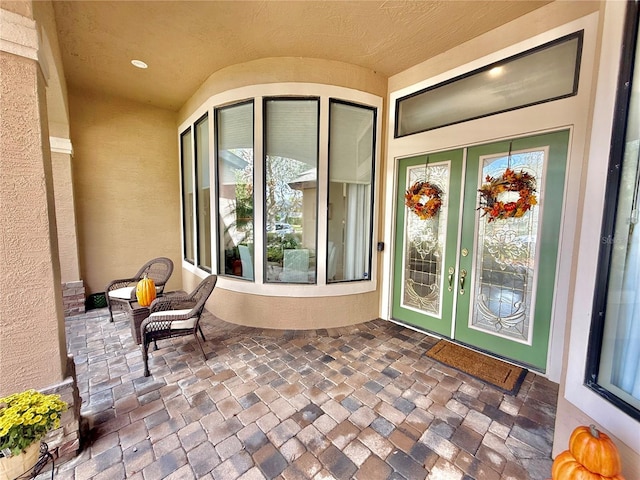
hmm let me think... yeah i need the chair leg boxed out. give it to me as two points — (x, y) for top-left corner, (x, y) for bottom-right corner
(153, 340), (158, 350)
(198, 325), (206, 341)
(142, 337), (150, 377)
(106, 301), (114, 322)
(194, 333), (207, 360)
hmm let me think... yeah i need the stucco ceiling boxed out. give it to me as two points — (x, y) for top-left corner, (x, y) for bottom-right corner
(52, 1), (553, 111)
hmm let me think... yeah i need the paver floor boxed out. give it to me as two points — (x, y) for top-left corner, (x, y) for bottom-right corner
(42, 308), (558, 479)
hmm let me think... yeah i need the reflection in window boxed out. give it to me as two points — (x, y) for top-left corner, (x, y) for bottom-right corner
(217, 102), (254, 280)
(264, 98), (319, 284)
(588, 3), (640, 419)
(180, 128), (194, 263)
(328, 100), (375, 282)
(195, 114), (211, 271)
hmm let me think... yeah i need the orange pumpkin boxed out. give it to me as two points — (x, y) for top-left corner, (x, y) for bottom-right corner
(569, 425), (622, 477)
(552, 451), (625, 480)
(135, 275), (156, 307)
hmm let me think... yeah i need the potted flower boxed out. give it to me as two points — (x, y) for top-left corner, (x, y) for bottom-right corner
(0, 389), (67, 480)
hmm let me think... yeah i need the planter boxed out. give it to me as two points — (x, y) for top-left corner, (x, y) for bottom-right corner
(0, 442), (40, 480)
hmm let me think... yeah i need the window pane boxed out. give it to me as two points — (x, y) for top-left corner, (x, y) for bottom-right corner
(181, 128), (194, 263)
(328, 101), (375, 282)
(396, 32), (582, 136)
(264, 98), (318, 284)
(217, 101), (254, 280)
(195, 114), (211, 271)
(596, 18), (640, 412)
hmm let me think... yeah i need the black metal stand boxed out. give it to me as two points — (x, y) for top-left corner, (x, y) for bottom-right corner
(14, 442), (54, 480)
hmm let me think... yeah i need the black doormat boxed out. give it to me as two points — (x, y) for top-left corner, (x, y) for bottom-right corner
(426, 340), (528, 395)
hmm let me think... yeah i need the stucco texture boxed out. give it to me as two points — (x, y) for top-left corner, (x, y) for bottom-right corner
(0, 51), (65, 394)
(179, 57), (388, 125)
(183, 270), (380, 331)
(69, 90), (182, 295)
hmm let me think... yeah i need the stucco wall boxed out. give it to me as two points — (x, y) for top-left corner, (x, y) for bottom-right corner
(69, 90), (182, 295)
(183, 270), (380, 330)
(0, 50), (65, 393)
(179, 57), (387, 125)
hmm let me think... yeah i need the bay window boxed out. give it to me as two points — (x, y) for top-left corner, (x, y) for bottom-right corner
(179, 84), (381, 293)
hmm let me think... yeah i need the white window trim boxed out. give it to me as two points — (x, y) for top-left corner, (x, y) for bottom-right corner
(565, 0), (640, 454)
(179, 83), (383, 297)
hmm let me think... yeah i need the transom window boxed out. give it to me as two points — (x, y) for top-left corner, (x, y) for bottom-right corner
(395, 31), (583, 137)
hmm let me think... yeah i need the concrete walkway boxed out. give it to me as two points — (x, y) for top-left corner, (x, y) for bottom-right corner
(42, 308), (558, 479)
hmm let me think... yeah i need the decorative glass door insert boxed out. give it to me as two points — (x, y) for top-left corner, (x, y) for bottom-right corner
(471, 149), (545, 344)
(403, 162), (450, 317)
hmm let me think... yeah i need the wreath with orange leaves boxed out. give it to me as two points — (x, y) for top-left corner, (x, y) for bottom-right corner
(405, 181), (443, 220)
(478, 168), (537, 222)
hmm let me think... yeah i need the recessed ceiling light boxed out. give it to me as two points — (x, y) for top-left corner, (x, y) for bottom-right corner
(131, 59), (148, 69)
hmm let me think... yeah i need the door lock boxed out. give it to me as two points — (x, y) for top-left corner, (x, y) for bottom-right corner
(459, 269), (467, 295)
(447, 267), (455, 291)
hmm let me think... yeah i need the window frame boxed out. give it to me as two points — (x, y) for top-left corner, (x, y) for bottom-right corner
(180, 127), (195, 265)
(262, 96), (321, 284)
(585, 0), (640, 421)
(178, 84), (382, 297)
(214, 99), (256, 281)
(394, 30), (584, 138)
(327, 98), (377, 284)
(194, 112), (211, 273)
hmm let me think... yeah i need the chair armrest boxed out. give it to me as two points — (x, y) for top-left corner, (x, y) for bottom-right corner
(140, 308), (196, 335)
(106, 277), (141, 300)
(149, 296), (195, 313)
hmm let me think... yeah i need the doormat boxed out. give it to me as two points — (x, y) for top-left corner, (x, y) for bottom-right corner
(425, 340), (527, 395)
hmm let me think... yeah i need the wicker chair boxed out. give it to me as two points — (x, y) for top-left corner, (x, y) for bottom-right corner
(105, 257), (174, 322)
(140, 275), (218, 377)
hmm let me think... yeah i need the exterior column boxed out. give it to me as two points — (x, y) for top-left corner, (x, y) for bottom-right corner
(0, 5), (81, 460)
(51, 137), (86, 316)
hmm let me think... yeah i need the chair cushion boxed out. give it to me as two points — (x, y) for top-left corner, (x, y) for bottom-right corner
(108, 286), (135, 299)
(148, 309), (196, 329)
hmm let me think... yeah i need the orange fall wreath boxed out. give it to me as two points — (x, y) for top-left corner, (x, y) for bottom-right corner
(478, 168), (537, 222)
(405, 181), (443, 220)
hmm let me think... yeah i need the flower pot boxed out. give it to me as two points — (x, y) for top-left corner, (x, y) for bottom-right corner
(0, 442), (40, 480)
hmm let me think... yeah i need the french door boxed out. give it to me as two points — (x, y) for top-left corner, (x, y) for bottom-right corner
(392, 130), (569, 370)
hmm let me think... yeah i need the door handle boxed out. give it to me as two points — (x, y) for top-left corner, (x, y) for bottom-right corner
(459, 269), (467, 295)
(447, 267), (455, 291)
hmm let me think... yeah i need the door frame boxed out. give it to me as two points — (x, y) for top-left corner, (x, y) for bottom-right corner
(391, 132), (570, 371)
(382, 13), (598, 382)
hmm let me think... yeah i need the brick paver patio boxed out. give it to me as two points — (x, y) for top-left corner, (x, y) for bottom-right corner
(40, 307), (558, 479)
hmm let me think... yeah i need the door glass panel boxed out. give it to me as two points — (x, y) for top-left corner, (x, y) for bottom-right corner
(402, 162), (450, 317)
(471, 149), (545, 343)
